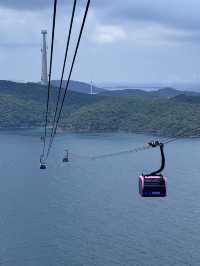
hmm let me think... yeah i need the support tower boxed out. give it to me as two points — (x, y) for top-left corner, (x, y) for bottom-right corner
(41, 30), (48, 85)
(90, 80), (93, 95)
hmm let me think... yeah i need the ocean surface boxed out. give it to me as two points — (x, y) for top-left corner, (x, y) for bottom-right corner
(0, 130), (200, 266)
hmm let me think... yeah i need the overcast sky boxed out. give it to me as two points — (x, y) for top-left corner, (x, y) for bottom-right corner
(0, 0), (200, 84)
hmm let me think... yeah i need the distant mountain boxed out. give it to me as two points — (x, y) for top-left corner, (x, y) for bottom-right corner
(100, 87), (200, 98)
(0, 80), (200, 137)
(0, 80), (105, 127)
(100, 89), (149, 97)
(0, 80), (101, 104)
(153, 87), (181, 97)
(97, 82), (200, 92)
(51, 80), (106, 94)
(172, 94), (200, 104)
(154, 88), (200, 98)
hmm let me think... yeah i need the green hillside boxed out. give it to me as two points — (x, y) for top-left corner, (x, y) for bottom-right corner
(51, 80), (105, 94)
(0, 81), (200, 137)
(0, 80), (104, 127)
(63, 96), (200, 136)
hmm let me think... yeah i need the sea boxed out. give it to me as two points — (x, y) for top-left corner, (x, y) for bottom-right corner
(0, 129), (200, 266)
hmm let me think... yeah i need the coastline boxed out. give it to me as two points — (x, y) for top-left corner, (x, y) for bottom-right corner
(0, 126), (199, 139)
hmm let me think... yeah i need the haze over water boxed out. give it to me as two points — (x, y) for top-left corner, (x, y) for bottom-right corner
(0, 130), (200, 265)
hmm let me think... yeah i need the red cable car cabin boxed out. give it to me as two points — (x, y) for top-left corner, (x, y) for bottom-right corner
(139, 141), (167, 197)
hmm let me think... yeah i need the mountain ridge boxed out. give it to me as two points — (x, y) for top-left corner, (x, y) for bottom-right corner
(0, 80), (199, 137)
(51, 80), (105, 94)
(100, 87), (200, 98)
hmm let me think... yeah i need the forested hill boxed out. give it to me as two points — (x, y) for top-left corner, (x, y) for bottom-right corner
(100, 87), (200, 98)
(51, 80), (105, 94)
(0, 80), (200, 137)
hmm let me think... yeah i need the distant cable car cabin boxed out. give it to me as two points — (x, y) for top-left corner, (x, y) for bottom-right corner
(139, 141), (167, 197)
(40, 155), (47, 170)
(63, 149), (69, 163)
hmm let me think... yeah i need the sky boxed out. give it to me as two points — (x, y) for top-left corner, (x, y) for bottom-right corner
(0, 0), (200, 84)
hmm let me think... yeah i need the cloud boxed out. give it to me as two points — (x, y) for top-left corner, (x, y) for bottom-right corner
(0, 0), (97, 11)
(95, 0), (200, 37)
(0, 8), (47, 47)
(1, 0), (200, 35)
(92, 25), (127, 44)
(0, 0), (50, 10)
(0, 0), (199, 83)
(0, 0), (199, 47)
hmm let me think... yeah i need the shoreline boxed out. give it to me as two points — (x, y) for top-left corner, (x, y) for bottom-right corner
(0, 126), (199, 139)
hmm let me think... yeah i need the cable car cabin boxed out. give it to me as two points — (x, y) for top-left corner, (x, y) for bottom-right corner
(63, 149), (69, 163)
(139, 175), (166, 197)
(63, 157), (69, 163)
(40, 163), (47, 170)
(40, 155), (47, 170)
(139, 141), (167, 197)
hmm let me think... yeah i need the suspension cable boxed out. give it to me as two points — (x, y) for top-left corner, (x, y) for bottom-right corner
(90, 144), (151, 160)
(50, 125), (200, 162)
(46, 0), (91, 159)
(41, 0), (58, 160)
(76, 126), (200, 161)
(48, 0), (77, 158)
(163, 126), (200, 145)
